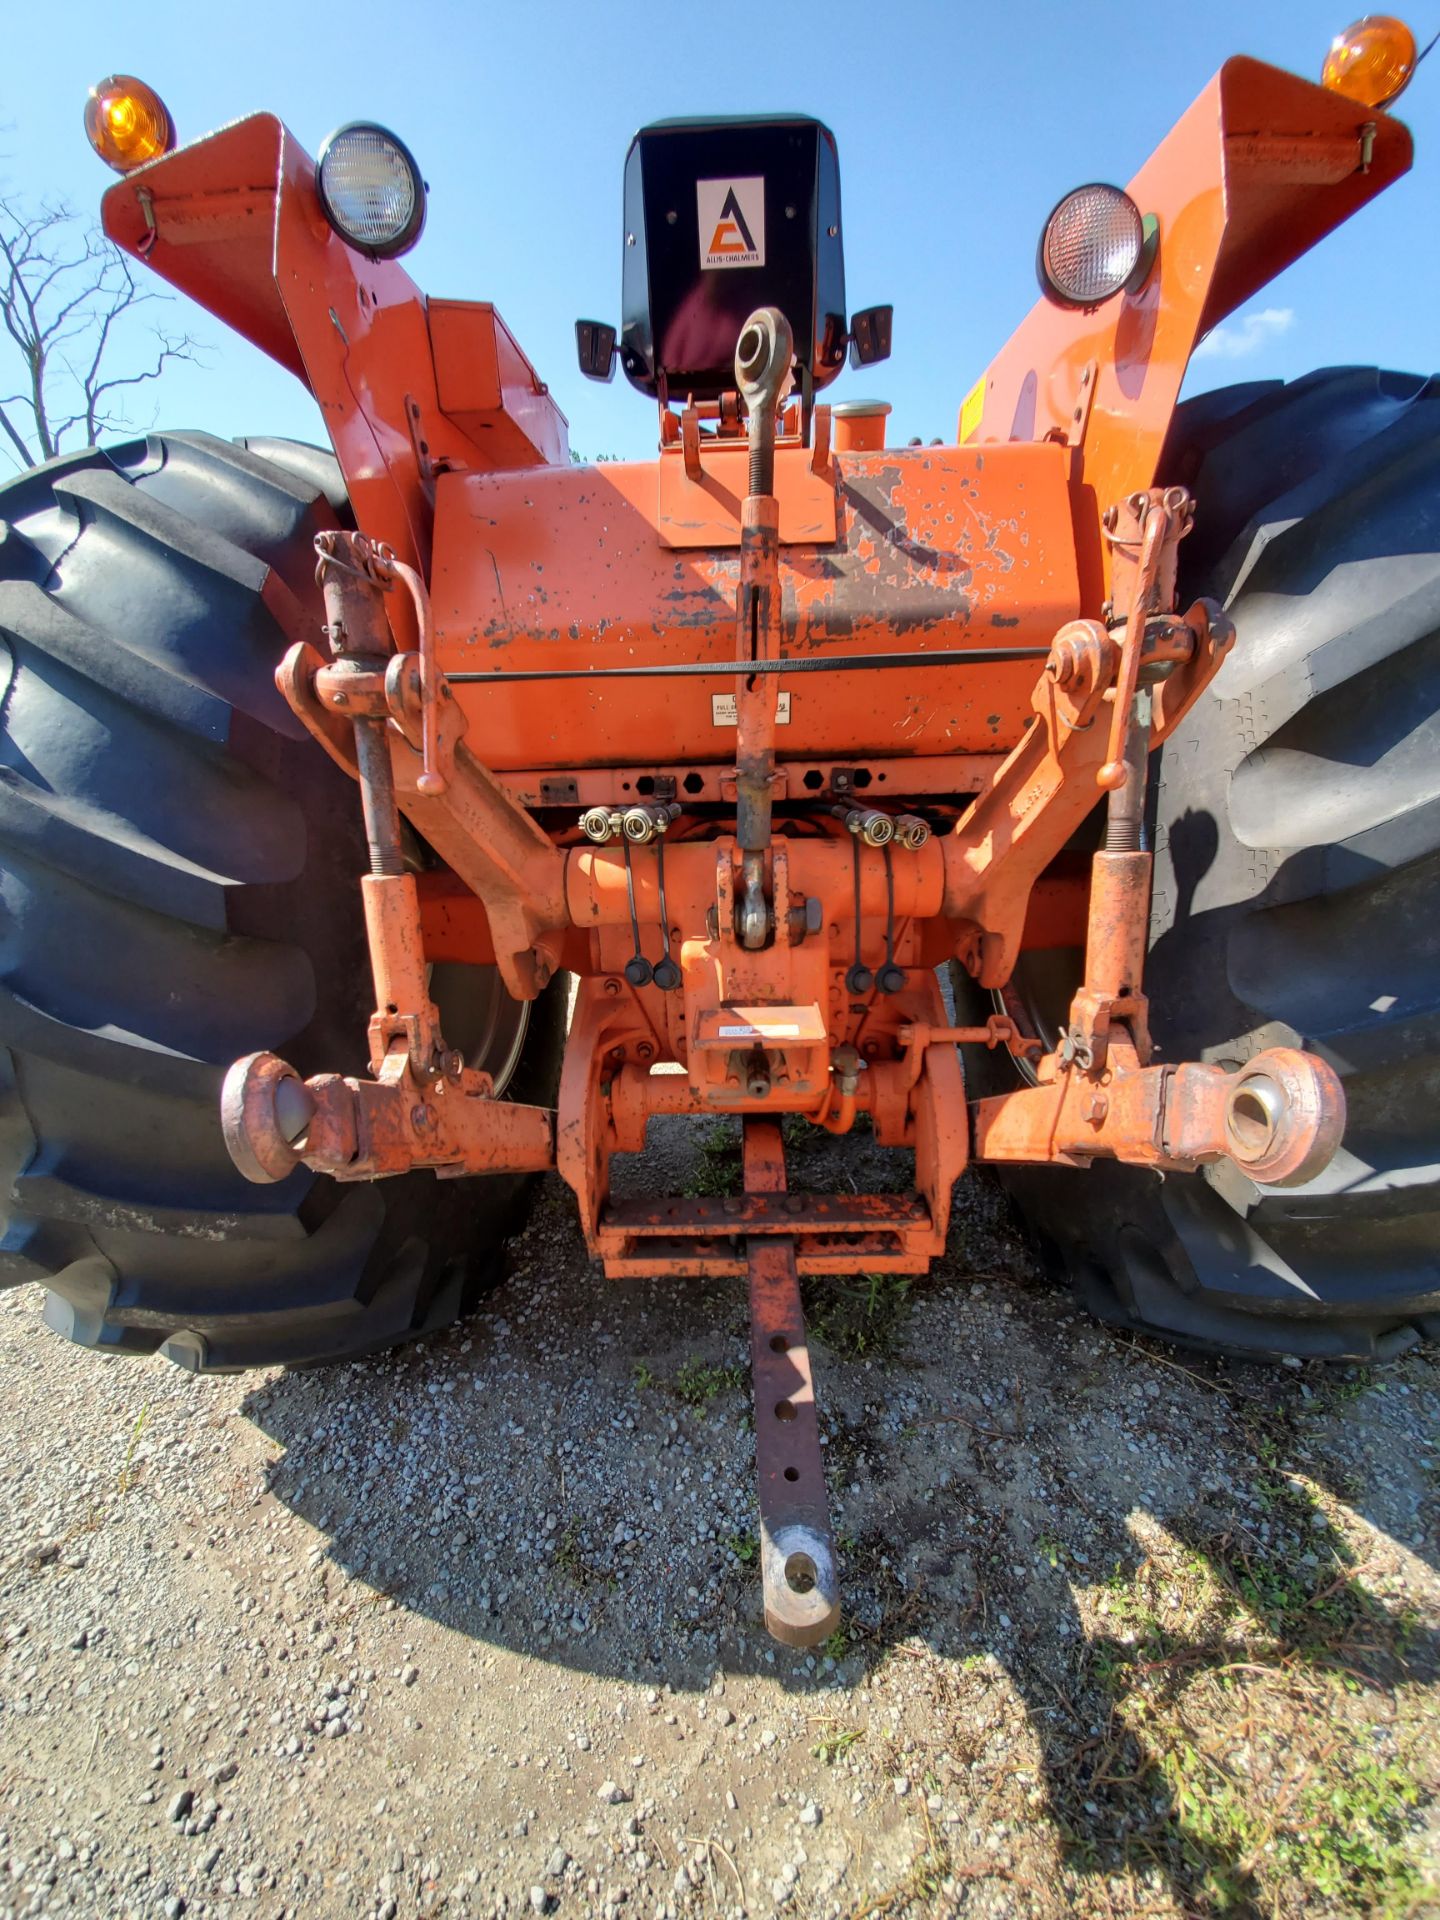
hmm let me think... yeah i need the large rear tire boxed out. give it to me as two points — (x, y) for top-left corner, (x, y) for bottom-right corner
(0, 432), (563, 1372)
(972, 368), (1440, 1362)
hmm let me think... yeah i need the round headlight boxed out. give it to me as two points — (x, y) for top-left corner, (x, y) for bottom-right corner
(1037, 184), (1148, 310)
(316, 122), (426, 260)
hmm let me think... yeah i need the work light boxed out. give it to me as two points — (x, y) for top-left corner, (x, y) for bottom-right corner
(315, 123), (427, 260)
(1036, 184), (1149, 310)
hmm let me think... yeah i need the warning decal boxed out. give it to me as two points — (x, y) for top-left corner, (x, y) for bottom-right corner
(959, 374), (986, 445)
(711, 691), (791, 725)
(697, 177), (765, 270)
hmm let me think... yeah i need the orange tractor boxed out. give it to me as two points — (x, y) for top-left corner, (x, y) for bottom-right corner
(1, 20), (1433, 1640)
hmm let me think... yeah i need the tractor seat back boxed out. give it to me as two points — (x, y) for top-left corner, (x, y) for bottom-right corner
(620, 115), (847, 403)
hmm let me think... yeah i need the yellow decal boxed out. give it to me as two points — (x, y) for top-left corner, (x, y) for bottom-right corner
(960, 375), (986, 445)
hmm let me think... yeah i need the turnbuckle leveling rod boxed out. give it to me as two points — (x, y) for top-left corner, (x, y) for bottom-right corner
(732, 307), (794, 950)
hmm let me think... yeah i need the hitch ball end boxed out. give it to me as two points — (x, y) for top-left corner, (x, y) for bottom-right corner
(222, 1051), (315, 1185)
(1223, 1049), (1346, 1188)
(734, 306), (795, 414)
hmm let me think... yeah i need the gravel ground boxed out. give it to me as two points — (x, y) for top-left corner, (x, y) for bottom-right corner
(0, 1121), (1436, 1920)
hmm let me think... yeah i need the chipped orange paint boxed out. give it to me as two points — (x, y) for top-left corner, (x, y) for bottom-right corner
(429, 442), (1079, 767)
(657, 439), (839, 547)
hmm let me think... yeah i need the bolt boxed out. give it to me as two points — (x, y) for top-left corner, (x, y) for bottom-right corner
(445, 1051), (464, 1079)
(603, 978), (621, 997)
(722, 1197), (742, 1216)
(330, 690), (349, 706)
(636, 1042), (654, 1062)
(1082, 1093), (1109, 1126)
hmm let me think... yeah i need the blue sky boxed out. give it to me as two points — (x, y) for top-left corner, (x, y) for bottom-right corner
(4, 0), (1435, 464)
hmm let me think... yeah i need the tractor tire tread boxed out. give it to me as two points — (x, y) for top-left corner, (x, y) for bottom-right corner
(0, 430), (560, 1372)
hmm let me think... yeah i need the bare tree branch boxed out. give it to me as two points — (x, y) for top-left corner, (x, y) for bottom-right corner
(0, 401), (34, 467)
(0, 194), (203, 470)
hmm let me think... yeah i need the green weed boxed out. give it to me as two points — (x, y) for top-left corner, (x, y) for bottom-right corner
(1277, 1752), (1422, 1910)
(810, 1724), (863, 1765)
(117, 1404), (149, 1495)
(820, 1625), (851, 1662)
(803, 1272), (913, 1359)
(673, 1357), (746, 1409)
(680, 1122), (740, 1198)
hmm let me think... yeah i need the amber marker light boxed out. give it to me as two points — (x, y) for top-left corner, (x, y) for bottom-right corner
(84, 75), (176, 173)
(1321, 15), (1419, 106)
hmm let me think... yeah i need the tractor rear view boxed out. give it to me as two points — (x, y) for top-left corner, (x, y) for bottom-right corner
(1, 19), (1434, 1643)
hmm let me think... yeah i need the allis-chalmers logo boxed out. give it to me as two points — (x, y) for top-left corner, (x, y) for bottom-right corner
(697, 177), (765, 270)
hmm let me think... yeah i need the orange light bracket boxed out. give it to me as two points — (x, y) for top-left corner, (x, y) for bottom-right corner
(956, 56), (1413, 604)
(85, 75), (176, 174)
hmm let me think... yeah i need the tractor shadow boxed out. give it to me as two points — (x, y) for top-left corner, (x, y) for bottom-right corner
(240, 1125), (1439, 1912)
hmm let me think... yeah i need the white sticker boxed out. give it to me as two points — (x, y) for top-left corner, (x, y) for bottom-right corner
(719, 1023), (800, 1040)
(711, 690), (791, 725)
(697, 177), (765, 270)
